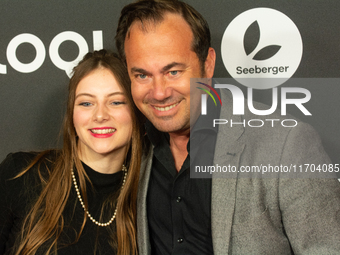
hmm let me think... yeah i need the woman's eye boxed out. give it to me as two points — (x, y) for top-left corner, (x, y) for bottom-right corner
(79, 102), (92, 107)
(111, 101), (125, 106)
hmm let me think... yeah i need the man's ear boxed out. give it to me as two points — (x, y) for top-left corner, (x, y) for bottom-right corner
(204, 47), (216, 78)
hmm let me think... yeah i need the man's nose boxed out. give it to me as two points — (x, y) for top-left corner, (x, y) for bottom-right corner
(150, 77), (171, 101)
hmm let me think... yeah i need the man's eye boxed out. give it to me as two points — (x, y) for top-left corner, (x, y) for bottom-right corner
(137, 74), (147, 79)
(169, 71), (178, 76)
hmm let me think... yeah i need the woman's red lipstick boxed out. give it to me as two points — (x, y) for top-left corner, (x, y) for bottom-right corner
(89, 127), (116, 138)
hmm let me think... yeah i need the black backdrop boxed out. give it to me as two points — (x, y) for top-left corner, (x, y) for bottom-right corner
(0, 1), (339, 168)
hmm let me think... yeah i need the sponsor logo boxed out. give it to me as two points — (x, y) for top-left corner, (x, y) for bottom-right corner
(221, 8), (303, 89)
(0, 31), (103, 77)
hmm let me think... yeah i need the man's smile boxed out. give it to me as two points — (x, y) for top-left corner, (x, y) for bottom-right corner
(152, 102), (179, 112)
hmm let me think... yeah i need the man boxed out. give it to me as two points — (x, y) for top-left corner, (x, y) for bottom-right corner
(115, 0), (340, 254)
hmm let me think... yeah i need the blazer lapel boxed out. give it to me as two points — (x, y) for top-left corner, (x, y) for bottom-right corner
(137, 148), (153, 255)
(211, 89), (245, 254)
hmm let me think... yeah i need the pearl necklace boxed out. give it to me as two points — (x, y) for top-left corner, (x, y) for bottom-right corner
(71, 165), (127, 227)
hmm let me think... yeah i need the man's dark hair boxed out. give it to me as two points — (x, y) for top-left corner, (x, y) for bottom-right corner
(115, 0), (211, 75)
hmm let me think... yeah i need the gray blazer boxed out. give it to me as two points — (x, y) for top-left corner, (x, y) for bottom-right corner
(137, 90), (340, 254)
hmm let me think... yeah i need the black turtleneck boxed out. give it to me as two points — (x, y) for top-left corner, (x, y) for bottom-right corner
(0, 151), (124, 255)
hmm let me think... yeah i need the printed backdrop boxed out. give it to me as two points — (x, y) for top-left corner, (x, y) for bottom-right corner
(0, 1), (339, 169)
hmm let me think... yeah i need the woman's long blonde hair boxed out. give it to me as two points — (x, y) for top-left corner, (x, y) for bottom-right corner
(14, 50), (142, 255)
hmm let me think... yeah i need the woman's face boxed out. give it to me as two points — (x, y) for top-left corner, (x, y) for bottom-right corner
(73, 67), (133, 160)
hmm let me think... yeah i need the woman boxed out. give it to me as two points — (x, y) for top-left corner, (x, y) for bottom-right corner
(0, 50), (143, 254)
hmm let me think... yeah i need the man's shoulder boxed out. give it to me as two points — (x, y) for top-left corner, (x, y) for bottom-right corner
(216, 89), (329, 168)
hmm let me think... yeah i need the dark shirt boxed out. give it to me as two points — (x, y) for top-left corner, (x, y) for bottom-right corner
(146, 92), (220, 255)
(0, 151), (124, 255)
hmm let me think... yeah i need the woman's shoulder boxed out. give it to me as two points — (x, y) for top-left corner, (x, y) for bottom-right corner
(0, 152), (36, 177)
(0, 150), (59, 181)
(0, 151), (59, 225)
(3, 151), (39, 162)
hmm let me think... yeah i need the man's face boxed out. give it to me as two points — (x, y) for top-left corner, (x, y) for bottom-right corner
(124, 13), (215, 135)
